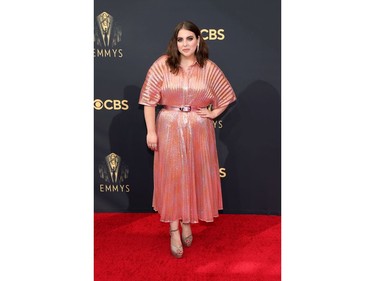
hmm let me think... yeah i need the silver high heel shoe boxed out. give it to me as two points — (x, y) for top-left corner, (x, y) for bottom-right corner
(180, 222), (193, 247)
(170, 228), (183, 258)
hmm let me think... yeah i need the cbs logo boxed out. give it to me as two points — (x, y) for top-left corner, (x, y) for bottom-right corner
(94, 99), (129, 110)
(201, 29), (225, 40)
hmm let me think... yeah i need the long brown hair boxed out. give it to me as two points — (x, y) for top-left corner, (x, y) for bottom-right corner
(166, 21), (209, 74)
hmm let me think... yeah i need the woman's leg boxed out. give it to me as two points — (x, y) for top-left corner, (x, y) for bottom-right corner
(170, 220), (183, 258)
(180, 221), (193, 247)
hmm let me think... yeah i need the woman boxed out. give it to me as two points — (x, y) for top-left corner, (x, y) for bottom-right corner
(139, 20), (236, 258)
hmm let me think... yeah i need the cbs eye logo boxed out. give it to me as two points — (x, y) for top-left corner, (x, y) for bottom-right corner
(94, 99), (129, 110)
(201, 29), (225, 40)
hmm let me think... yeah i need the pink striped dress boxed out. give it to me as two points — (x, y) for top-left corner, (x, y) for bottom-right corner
(139, 55), (236, 223)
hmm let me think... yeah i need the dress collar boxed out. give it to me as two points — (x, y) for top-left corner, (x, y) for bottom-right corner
(179, 60), (198, 68)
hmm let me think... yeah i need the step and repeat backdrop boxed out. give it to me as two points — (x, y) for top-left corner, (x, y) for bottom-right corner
(94, 0), (281, 214)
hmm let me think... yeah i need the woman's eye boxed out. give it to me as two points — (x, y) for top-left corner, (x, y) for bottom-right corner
(177, 38), (183, 42)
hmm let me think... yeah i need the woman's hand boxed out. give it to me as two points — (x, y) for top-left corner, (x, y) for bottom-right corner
(197, 106), (227, 120)
(146, 132), (158, 151)
(196, 107), (217, 119)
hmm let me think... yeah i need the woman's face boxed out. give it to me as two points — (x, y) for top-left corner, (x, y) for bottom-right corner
(176, 29), (199, 59)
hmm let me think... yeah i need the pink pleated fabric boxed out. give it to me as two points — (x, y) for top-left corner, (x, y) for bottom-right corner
(139, 55), (236, 223)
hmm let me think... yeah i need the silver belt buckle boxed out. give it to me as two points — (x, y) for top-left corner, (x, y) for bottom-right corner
(179, 105), (191, 112)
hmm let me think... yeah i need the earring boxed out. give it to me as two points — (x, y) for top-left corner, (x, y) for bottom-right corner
(196, 44), (200, 53)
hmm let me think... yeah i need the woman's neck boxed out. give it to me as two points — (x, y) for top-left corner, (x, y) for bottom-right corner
(180, 56), (196, 67)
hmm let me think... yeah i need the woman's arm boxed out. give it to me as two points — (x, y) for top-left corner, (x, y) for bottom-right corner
(144, 106), (158, 151)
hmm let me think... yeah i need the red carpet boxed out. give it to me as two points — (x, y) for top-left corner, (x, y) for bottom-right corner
(94, 213), (280, 281)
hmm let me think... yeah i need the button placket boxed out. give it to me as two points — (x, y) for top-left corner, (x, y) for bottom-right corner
(184, 66), (193, 106)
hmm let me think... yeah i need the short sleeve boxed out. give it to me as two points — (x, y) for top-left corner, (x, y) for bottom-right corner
(209, 62), (237, 109)
(139, 56), (166, 107)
